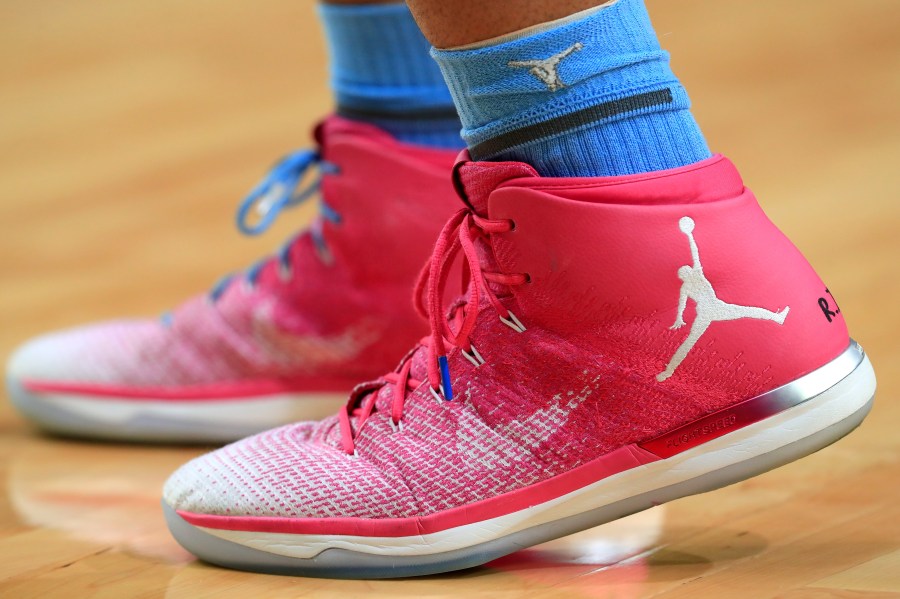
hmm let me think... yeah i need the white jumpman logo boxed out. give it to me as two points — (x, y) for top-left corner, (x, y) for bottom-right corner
(507, 42), (584, 91)
(657, 217), (790, 382)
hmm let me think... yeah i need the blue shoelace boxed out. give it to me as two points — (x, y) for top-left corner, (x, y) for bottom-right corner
(207, 149), (341, 302)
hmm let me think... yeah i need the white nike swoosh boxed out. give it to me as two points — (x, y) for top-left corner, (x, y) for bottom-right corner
(251, 300), (379, 371)
(456, 369), (602, 470)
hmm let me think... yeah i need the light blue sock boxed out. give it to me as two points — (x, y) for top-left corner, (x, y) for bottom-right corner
(318, 2), (463, 149)
(430, 0), (711, 176)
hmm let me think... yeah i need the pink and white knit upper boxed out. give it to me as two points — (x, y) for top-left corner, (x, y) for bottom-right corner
(165, 155), (850, 521)
(8, 118), (460, 400)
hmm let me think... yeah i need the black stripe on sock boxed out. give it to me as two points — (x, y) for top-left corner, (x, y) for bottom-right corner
(469, 88), (674, 161)
(337, 104), (461, 123)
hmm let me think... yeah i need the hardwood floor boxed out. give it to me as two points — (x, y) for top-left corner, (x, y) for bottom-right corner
(1, 1), (898, 596)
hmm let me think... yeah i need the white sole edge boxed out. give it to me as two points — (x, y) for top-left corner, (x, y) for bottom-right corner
(7, 377), (346, 443)
(177, 350), (876, 563)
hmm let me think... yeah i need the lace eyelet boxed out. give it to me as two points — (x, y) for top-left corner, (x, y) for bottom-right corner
(507, 219), (517, 232)
(278, 262), (293, 282)
(461, 344), (486, 367)
(315, 244), (335, 266)
(523, 273), (533, 284)
(500, 310), (527, 333)
(429, 386), (445, 403)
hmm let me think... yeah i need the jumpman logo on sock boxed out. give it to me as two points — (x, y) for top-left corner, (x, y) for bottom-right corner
(507, 42), (584, 91)
(657, 217), (790, 382)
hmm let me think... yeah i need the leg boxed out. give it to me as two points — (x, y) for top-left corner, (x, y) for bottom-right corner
(657, 318), (711, 382)
(714, 301), (790, 324)
(406, 0), (610, 49)
(407, 0), (710, 177)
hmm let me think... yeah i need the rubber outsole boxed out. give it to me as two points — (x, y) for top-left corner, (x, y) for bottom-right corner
(163, 347), (876, 579)
(6, 377), (345, 444)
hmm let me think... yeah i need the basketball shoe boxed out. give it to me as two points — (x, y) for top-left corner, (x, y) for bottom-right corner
(163, 154), (876, 577)
(6, 117), (460, 443)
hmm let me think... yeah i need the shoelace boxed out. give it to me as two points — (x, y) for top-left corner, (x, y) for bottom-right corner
(337, 208), (529, 456)
(207, 150), (340, 302)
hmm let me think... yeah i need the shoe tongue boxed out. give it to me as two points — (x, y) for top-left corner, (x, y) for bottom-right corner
(453, 159), (539, 215)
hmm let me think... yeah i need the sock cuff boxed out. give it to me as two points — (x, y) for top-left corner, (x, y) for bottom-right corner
(430, 0), (679, 148)
(468, 84), (692, 161)
(318, 2), (455, 114)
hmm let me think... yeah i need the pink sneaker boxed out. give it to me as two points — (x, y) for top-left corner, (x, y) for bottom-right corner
(6, 118), (460, 442)
(163, 155), (876, 577)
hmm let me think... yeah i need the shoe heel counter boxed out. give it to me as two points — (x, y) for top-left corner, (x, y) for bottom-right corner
(720, 198), (851, 384)
(643, 191), (851, 392)
(489, 173), (851, 392)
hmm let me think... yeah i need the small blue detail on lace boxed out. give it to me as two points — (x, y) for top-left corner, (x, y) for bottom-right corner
(438, 355), (454, 401)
